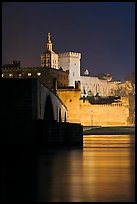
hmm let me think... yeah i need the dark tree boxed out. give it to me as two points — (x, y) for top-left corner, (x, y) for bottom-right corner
(124, 71), (135, 84)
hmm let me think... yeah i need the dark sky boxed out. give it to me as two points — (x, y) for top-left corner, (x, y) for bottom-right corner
(2, 2), (135, 81)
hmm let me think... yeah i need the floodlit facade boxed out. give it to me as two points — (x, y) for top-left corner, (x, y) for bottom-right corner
(58, 52), (81, 87)
(41, 32), (58, 69)
(40, 32), (121, 97)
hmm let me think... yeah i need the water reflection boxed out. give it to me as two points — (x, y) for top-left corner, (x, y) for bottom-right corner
(83, 134), (135, 148)
(82, 148), (135, 201)
(37, 134), (135, 202)
(2, 134), (135, 202)
(37, 150), (84, 202)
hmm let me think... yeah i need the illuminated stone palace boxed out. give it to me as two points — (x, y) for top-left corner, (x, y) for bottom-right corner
(40, 32), (122, 97)
(2, 32), (135, 126)
(40, 32), (134, 126)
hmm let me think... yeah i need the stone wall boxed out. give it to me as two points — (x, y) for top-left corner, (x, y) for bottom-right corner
(35, 120), (83, 146)
(80, 76), (109, 96)
(58, 52), (81, 87)
(57, 89), (81, 123)
(129, 94), (135, 124)
(57, 89), (130, 126)
(79, 99), (129, 126)
(2, 67), (69, 89)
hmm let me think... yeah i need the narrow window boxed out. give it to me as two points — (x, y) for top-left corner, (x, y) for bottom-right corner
(9, 73), (13, 77)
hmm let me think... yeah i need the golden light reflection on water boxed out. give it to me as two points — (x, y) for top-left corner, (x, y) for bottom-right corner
(83, 134), (135, 148)
(82, 134), (135, 202)
(38, 134), (135, 202)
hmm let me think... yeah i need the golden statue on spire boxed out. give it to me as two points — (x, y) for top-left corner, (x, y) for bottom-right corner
(46, 32), (52, 51)
(47, 32), (51, 43)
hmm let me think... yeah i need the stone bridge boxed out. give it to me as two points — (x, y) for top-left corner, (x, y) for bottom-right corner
(2, 78), (83, 146)
(2, 66), (68, 123)
(2, 78), (67, 135)
(2, 77), (67, 123)
(36, 78), (67, 122)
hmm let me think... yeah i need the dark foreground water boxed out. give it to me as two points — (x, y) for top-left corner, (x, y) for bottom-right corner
(2, 134), (135, 202)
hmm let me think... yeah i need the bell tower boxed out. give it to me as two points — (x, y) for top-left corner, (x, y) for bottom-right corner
(41, 32), (58, 69)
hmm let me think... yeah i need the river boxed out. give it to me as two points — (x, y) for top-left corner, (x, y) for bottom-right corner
(2, 134), (135, 202)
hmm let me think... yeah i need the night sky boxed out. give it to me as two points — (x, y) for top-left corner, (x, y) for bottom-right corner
(2, 2), (135, 81)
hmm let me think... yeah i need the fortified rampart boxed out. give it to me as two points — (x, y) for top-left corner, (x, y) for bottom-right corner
(57, 89), (81, 123)
(79, 98), (129, 126)
(58, 52), (81, 58)
(57, 89), (130, 126)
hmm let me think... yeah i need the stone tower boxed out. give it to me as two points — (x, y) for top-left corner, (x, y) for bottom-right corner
(41, 32), (58, 69)
(58, 52), (81, 87)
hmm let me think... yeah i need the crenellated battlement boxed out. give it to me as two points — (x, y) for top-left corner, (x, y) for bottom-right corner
(58, 52), (81, 58)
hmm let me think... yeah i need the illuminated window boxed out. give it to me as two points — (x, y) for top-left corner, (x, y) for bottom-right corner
(9, 73), (13, 77)
(28, 73), (31, 76)
(37, 73), (41, 76)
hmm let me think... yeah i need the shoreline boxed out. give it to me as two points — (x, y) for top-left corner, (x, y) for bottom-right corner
(83, 126), (135, 135)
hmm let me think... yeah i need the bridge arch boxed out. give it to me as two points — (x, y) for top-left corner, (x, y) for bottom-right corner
(37, 79), (67, 121)
(44, 95), (54, 120)
(64, 112), (67, 122)
(59, 108), (62, 122)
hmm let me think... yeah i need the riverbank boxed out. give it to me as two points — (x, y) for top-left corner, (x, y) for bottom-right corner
(83, 126), (135, 135)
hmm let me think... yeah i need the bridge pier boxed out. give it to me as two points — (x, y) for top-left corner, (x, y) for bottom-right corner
(35, 120), (83, 147)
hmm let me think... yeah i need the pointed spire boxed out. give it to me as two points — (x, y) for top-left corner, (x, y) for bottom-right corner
(46, 32), (52, 51)
(47, 32), (51, 43)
